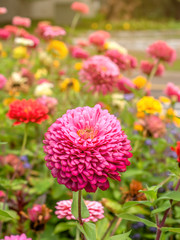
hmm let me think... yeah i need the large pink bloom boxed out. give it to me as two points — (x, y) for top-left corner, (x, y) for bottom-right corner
(0, 74), (7, 89)
(117, 77), (136, 93)
(71, 2), (89, 14)
(140, 60), (165, 76)
(12, 16), (31, 28)
(1, 234), (31, 240)
(165, 82), (180, 101)
(80, 55), (120, 95)
(147, 41), (176, 64)
(89, 31), (110, 47)
(55, 200), (104, 222)
(43, 105), (132, 192)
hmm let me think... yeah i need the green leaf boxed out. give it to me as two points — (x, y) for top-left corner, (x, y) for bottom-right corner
(123, 201), (152, 209)
(140, 186), (158, 202)
(110, 230), (131, 240)
(29, 177), (54, 194)
(161, 227), (180, 233)
(71, 192), (90, 219)
(118, 213), (157, 228)
(156, 191), (180, 202)
(0, 178), (27, 191)
(0, 142), (7, 145)
(77, 222), (96, 240)
(151, 201), (170, 215)
(0, 209), (14, 221)
(101, 198), (122, 214)
(54, 221), (76, 234)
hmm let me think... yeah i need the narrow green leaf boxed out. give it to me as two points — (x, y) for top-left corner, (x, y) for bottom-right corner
(156, 191), (180, 202)
(162, 227), (180, 233)
(123, 201), (152, 209)
(54, 221), (76, 234)
(118, 213), (157, 228)
(0, 209), (14, 221)
(77, 222), (96, 240)
(110, 230), (132, 240)
(151, 201), (170, 215)
(71, 192), (90, 219)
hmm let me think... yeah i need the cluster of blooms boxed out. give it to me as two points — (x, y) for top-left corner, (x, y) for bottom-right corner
(55, 200), (104, 222)
(1, 234), (32, 240)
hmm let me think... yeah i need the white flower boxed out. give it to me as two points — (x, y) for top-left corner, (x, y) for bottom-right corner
(34, 83), (54, 97)
(104, 41), (128, 55)
(14, 37), (34, 47)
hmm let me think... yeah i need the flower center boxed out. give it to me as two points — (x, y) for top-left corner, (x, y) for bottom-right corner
(77, 128), (97, 140)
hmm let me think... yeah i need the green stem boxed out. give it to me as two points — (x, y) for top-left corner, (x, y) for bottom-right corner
(148, 59), (161, 82)
(70, 13), (81, 33)
(76, 228), (80, 240)
(20, 124), (28, 156)
(78, 190), (85, 240)
(101, 216), (118, 240)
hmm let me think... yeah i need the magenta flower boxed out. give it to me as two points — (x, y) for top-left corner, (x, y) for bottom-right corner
(23, 34), (40, 48)
(147, 41), (176, 64)
(140, 60), (165, 76)
(0, 28), (10, 40)
(117, 76), (136, 94)
(55, 200), (104, 222)
(1, 234), (32, 240)
(165, 82), (180, 101)
(0, 74), (7, 89)
(70, 46), (89, 59)
(79, 55), (120, 95)
(43, 105), (132, 192)
(127, 55), (138, 69)
(89, 31), (110, 47)
(12, 16), (31, 28)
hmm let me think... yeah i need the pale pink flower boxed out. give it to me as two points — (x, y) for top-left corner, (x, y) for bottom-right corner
(1, 234), (31, 240)
(89, 31), (110, 47)
(37, 79), (51, 85)
(0, 28), (10, 40)
(36, 21), (51, 37)
(43, 26), (66, 39)
(43, 105), (132, 192)
(147, 41), (176, 64)
(55, 200), (104, 222)
(71, 2), (89, 14)
(80, 55), (120, 95)
(165, 82), (180, 101)
(0, 7), (7, 15)
(145, 115), (166, 138)
(140, 60), (165, 76)
(70, 46), (89, 59)
(77, 39), (89, 47)
(0, 74), (7, 89)
(12, 16), (31, 28)
(117, 76), (136, 93)
(37, 96), (58, 115)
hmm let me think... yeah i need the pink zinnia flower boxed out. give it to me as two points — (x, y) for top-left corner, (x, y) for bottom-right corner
(105, 50), (128, 70)
(165, 82), (180, 101)
(0, 7), (7, 15)
(0, 190), (6, 202)
(117, 76), (136, 94)
(71, 2), (89, 14)
(4, 25), (18, 36)
(37, 96), (58, 115)
(55, 200), (104, 222)
(0, 28), (10, 40)
(70, 46), (89, 59)
(12, 16), (31, 28)
(147, 41), (176, 64)
(127, 55), (138, 69)
(43, 26), (66, 39)
(89, 31), (110, 47)
(140, 60), (165, 76)
(145, 115), (166, 138)
(0, 74), (7, 89)
(80, 55), (120, 95)
(1, 234), (31, 240)
(43, 105), (132, 192)
(77, 39), (89, 47)
(23, 34), (40, 48)
(28, 204), (51, 222)
(36, 21), (51, 37)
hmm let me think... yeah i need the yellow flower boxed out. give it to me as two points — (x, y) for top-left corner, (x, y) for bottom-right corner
(47, 40), (68, 59)
(1, 51), (7, 57)
(133, 76), (147, 89)
(105, 23), (112, 31)
(159, 96), (171, 104)
(104, 41), (128, 55)
(60, 78), (80, 92)
(13, 46), (28, 59)
(74, 62), (83, 71)
(35, 68), (48, 80)
(0, 42), (2, 52)
(137, 96), (162, 117)
(123, 22), (130, 30)
(53, 60), (60, 68)
(91, 22), (98, 29)
(134, 123), (143, 132)
(3, 97), (17, 106)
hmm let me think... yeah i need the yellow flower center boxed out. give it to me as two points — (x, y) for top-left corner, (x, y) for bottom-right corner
(77, 128), (97, 140)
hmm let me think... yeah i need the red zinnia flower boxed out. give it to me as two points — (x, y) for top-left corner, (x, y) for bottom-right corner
(171, 142), (180, 164)
(7, 99), (49, 125)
